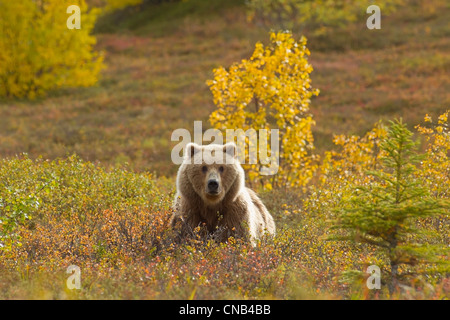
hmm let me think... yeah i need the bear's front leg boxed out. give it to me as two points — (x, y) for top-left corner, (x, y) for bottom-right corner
(217, 198), (252, 242)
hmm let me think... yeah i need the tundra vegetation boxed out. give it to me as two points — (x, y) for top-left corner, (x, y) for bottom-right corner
(0, 0), (448, 299)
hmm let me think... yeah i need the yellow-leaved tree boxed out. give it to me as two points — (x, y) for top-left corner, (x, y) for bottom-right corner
(0, 0), (104, 99)
(207, 31), (319, 189)
(416, 110), (450, 201)
(415, 110), (449, 247)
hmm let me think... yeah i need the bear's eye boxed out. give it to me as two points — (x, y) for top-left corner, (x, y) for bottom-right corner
(202, 166), (208, 173)
(219, 166), (224, 173)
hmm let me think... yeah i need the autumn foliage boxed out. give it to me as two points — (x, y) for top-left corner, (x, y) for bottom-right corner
(0, 0), (104, 99)
(0, 0), (448, 300)
(0, 112), (447, 299)
(207, 31), (319, 189)
(329, 119), (448, 294)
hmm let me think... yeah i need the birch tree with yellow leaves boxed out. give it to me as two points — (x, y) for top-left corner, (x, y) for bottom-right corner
(0, 0), (104, 99)
(207, 31), (319, 189)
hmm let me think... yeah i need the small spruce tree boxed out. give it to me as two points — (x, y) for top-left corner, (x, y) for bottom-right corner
(330, 119), (447, 295)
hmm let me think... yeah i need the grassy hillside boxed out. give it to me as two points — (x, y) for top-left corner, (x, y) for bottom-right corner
(0, 0), (448, 175)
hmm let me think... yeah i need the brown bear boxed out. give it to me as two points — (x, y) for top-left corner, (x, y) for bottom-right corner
(171, 142), (275, 243)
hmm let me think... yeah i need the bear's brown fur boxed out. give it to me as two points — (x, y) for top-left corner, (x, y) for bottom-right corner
(171, 142), (275, 243)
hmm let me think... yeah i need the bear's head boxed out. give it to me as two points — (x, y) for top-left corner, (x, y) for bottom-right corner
(177, 142), (244, 206)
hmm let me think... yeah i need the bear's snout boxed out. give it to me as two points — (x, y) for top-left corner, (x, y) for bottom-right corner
(207, 178), (219, 194)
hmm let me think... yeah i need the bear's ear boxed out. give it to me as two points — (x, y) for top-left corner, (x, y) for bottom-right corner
(223, 143), (237, 158)
(186, 143), (201, 158)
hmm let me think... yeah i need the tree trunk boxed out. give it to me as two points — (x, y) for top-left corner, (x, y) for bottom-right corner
(389, 259), (399, 295)
(388, 228), (399, 296)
